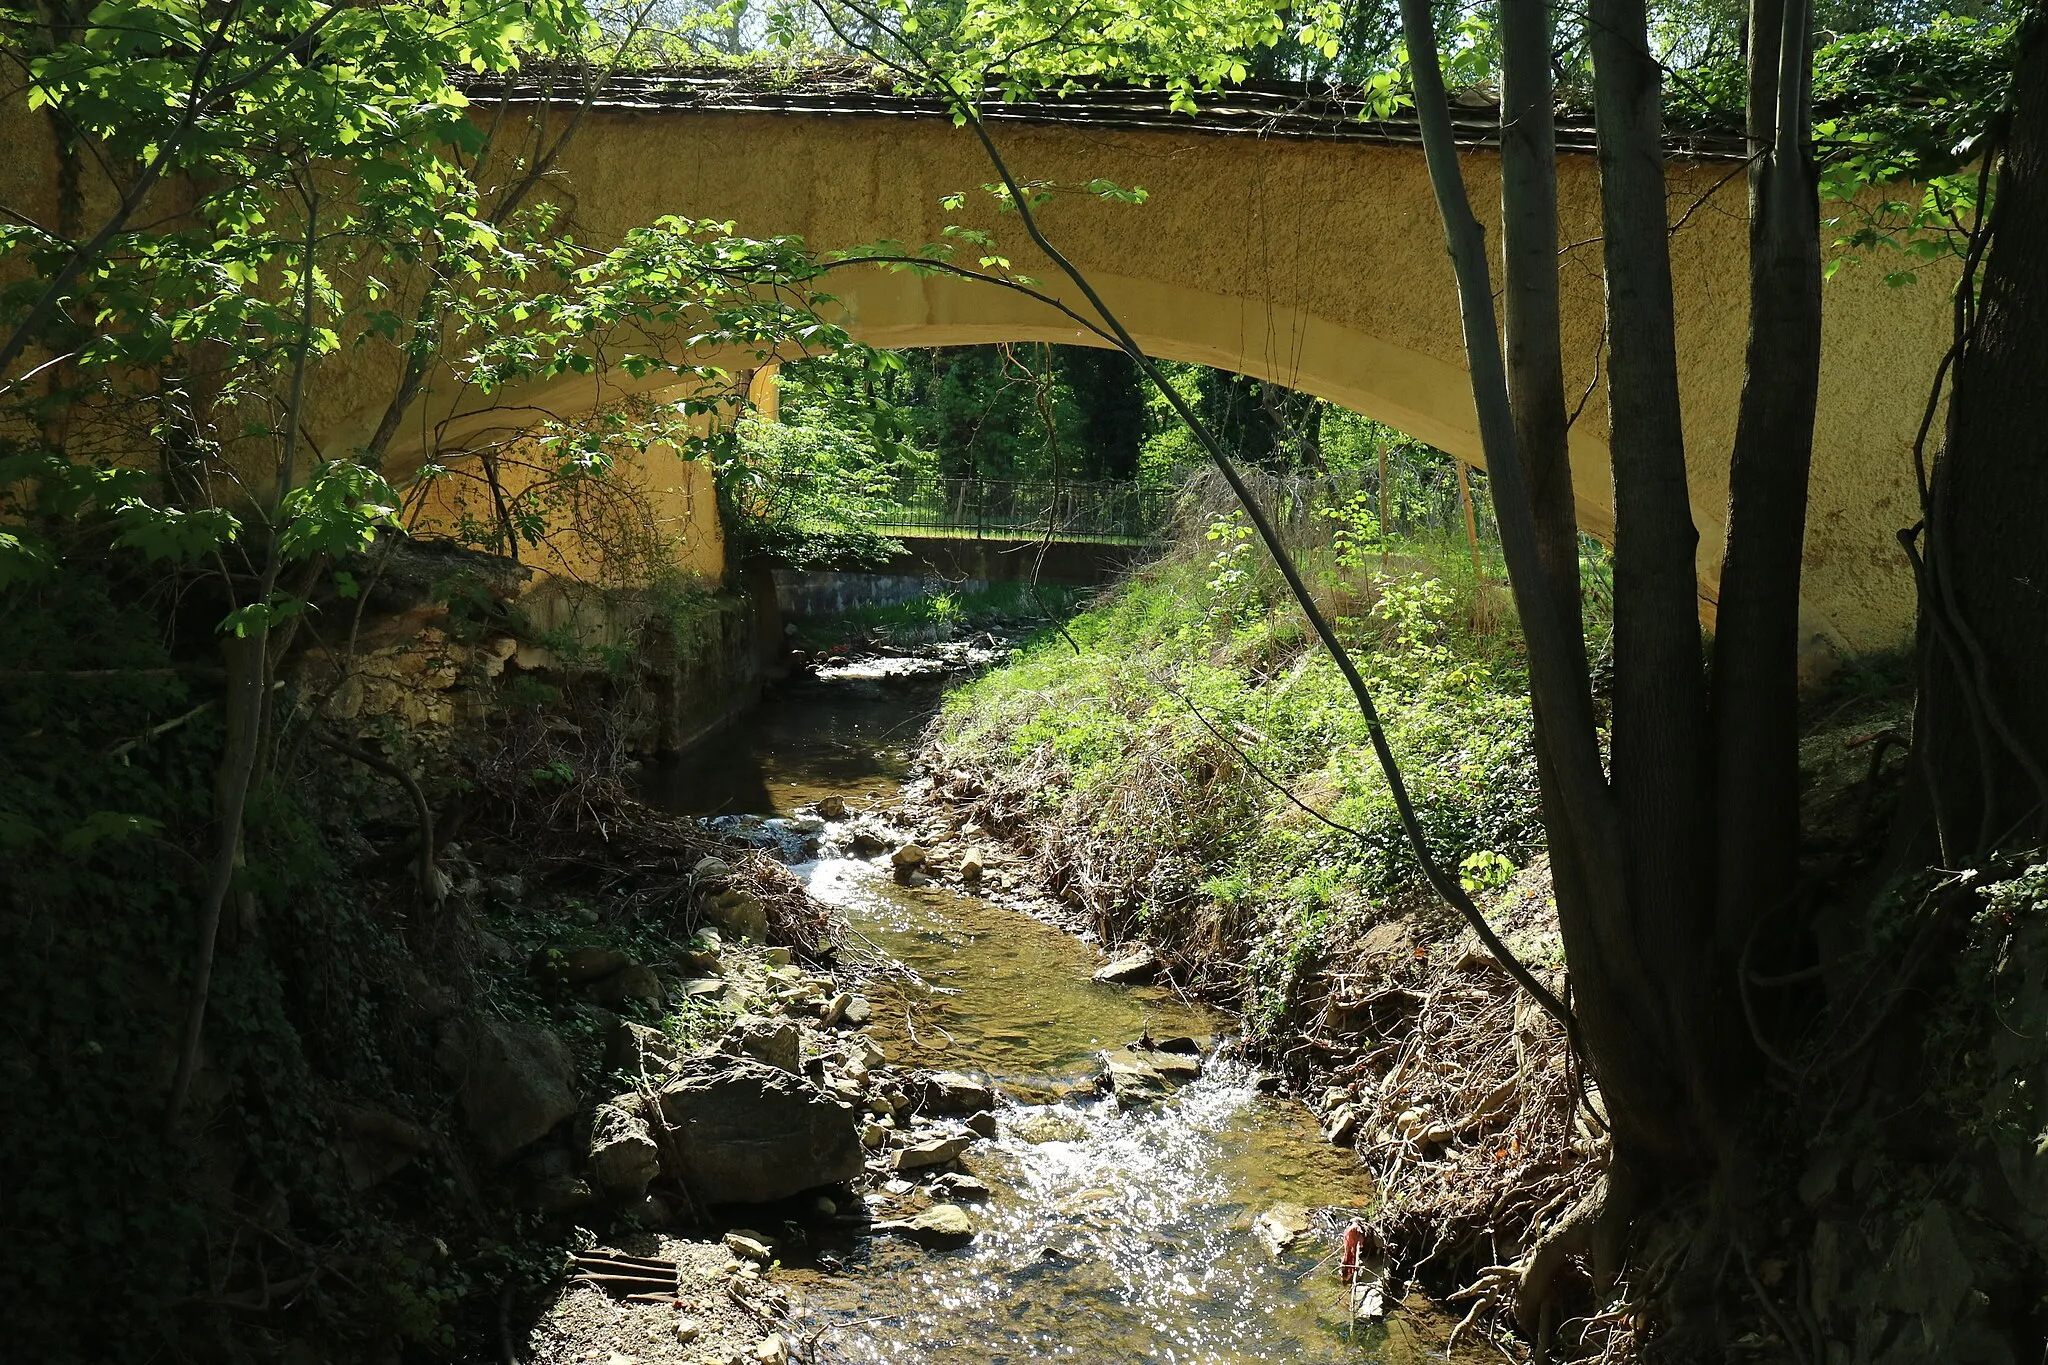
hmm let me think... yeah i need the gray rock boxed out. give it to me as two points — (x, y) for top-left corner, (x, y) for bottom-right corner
(899, 1203), (976, 1248)
(840, 996), (873, 1027)
(1135, 1047), (1202, 1081)
(893, 1133), (974, 1172)
(815, 796), (848, 820)
(656, 1055), (864, 1203)
(705, 888), (769, 942)
(588, 1097), (661, 1199)
(332, 1102), (433, 1191)
(549, 946), (631, 985)
(890, 844), (927, 869)
(965, 1110), (999, 1140)
(692, 855), (733, 883)
(921, 1070), (995, 1114)
(1092, 947), (1160, 985)
(930, 1172), (992, 1202)
(730, 1014), (800, 1073)
(724, 1230), (775, 1263)
(531, 1173), (596, 1216)
(590, 963), (664, 1009)
(607, 1019), (680, 1077)
(1102, 1051), (1167, 1103)
(1253, 1204), (1313, 1258)
(436, 1016), (578, 1164)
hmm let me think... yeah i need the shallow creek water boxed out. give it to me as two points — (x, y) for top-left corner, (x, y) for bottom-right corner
(645, 671), (1427, 1364)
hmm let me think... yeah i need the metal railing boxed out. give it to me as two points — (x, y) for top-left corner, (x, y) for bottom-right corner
(870, 476), (1172, 543)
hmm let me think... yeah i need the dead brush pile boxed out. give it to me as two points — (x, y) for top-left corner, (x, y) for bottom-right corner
(457, 706), (840, 958)
(1299, 863), (1620, 1359)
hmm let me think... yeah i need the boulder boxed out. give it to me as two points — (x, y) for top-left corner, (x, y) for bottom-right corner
(704, 888), (770, 942)
(589, 963), (664, 1009)
(607, 1020), (680, 1077)
(587, 1098), (661, 1200)
(920, 1070), (995, 1114)
(549, 946), (631, 985)
(893, 1133), (974, 1172)
(332, 1102), (433, 1191)
(730, 1014), (800, 1073)
(1092, 947), (1160, 985)
(436, 1015), (578, 1164)
(656, 1055), (863, 1203)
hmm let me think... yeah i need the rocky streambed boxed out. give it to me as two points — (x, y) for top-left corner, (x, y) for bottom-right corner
(520, 655), (1436, 1365)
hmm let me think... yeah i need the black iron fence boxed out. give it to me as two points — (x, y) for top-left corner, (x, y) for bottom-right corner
(871, 476), (1172, 543)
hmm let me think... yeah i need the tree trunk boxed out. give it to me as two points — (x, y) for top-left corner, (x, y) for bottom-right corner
(1586, 0), (1728, 1174)
(1919, 14), (2048, 856)
(1710, 0), (1823, 976)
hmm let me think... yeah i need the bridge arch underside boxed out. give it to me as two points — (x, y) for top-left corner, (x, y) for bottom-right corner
(361, 107), (1951, 660)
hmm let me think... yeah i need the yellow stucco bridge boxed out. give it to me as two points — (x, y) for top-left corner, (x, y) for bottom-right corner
(13, 71), (1955, 659)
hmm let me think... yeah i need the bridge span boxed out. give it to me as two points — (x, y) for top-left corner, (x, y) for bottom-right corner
(370, 69), (1949, 658)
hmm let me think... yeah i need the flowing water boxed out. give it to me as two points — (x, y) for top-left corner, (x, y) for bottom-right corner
(645, 668), (1431, 1364)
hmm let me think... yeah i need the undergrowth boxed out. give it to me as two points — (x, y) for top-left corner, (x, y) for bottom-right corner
(924, 523), (1551, 1038)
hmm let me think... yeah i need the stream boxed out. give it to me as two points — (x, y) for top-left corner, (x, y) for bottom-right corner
(643, 663), (1427, 1364)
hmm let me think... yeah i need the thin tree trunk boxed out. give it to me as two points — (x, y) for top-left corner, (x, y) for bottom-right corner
(1710, 0), (1823, 976)
(1500, 0), (1584, 656)
(1587, 0), (1726, 1171)
(1401, 0), (1690, 1181)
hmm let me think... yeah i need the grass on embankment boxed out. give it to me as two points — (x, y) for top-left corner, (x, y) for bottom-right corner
(920, 526), (1555, 1041)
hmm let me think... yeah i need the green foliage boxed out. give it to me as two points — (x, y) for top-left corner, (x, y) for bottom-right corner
(929, 529), (1542, 1039)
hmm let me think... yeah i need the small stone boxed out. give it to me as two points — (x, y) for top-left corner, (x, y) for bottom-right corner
(684, 978), (726, 999)
(965, 1110), (999, 1139)
(724, 1231), (775, 1263)
(693, 855), (733, 883)
(753, 1334), (788, 1364)
(674, 1318), (702, 1344)
(763, 946), (792, 968)
(730, 1014), (801, 1073)
(1092, 947), (1160, 985)
(840, 996), (873, 1028)
(890, 844), (927, 869)
(816, 796), (848, 819)
(922, 1070), (994, 1113)
(789, 815), (827, 835)
(1253, 1204), (1313, 1258)
(960, 850), (986, 881)
(904, 1203), (975, 1248)
(814, 1194), (838, 1217)
(931, 1172), (992, 1202)
(1324, 1103), (1360, 1146)
(893, 1134), (974, 1172)
(854, 1035), (887, 1068)
(820, 992), (852, 1026)
(861, 1122), (889, 1150)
